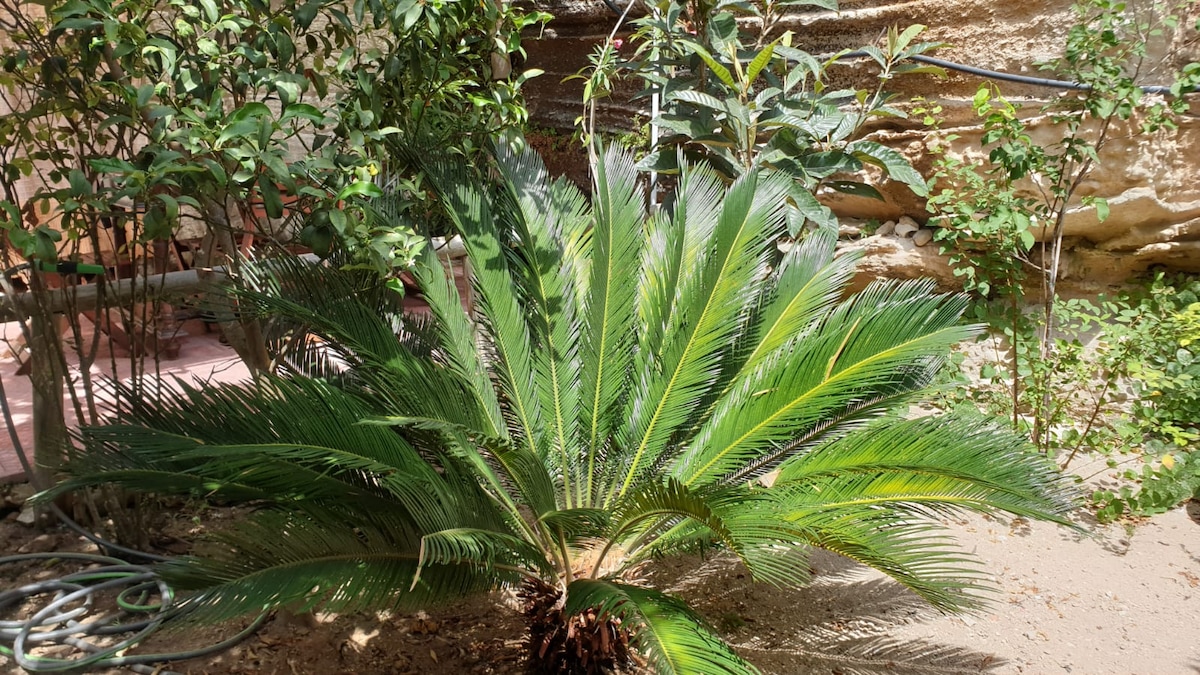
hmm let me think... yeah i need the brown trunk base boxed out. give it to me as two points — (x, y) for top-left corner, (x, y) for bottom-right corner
(519, 580), (633, 675)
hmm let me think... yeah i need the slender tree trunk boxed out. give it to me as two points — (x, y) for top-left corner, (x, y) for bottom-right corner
(28, 273), (67, 481)
(200, 195), (272, 375)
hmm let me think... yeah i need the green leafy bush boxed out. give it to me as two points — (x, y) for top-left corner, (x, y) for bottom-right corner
(1092, 277), (1200, 521)
(0, 0), (546, 274)
(576, 0), (939, 232)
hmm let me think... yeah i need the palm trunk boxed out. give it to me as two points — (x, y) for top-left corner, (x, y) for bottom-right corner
(519, 579), (632, 674)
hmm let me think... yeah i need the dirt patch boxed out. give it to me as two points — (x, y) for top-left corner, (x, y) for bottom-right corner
(2, 487), (1199, 675)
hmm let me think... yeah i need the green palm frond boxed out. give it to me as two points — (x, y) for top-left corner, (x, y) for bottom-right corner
(163, 511), (526, 624)
(415, 528), (555, 589)
(579, 146), (646, 507)
(674, 281), (978, 487)
(565, 580), (760, 675)
(411, 240), (505, 437)
(611, 170), (794, 504)
(738, 229), (859, 374)
(422, 155), (548, 474)
(775, 415), (1078, 523)
(610, 482), (815, 588)
(767, 415), (1079, 610)
(788, 506), (989, 611)
(361, 415), (558, 525)
(233, 253), (409, 364)
(493, 142), (591, 508)
(73, 382), (510, 533)
(745, 626), (1007, 674)
(603, 480), (740, 573)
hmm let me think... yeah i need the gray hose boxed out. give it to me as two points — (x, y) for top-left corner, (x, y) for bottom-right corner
(0, 552), (268, 673)
(0, 372), (266, 673)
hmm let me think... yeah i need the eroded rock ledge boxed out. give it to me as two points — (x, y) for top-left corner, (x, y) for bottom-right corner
(522, 0), (1200, 287)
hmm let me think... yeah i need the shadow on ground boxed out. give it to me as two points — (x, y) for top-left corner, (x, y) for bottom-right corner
(644, 549), (1004, 674)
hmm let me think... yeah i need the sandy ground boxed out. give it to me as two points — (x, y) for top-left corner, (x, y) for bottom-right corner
(1, 325), (1198, 674)
(656, 502), (1200, 675)
(1, 499), (1196, 674)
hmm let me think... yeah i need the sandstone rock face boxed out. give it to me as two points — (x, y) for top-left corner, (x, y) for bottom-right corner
(839, 234), (961, 293)
(523, 0), (1200, 287)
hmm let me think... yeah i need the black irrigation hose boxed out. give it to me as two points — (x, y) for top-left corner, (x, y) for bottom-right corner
(857, 51), (1199, 95)
(0, 552), (268, 674)
(48, 503), (170, 564)
(597, 0), (1200, 95)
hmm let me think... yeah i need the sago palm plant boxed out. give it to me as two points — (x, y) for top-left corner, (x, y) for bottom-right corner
(51, 143), (1077, 674)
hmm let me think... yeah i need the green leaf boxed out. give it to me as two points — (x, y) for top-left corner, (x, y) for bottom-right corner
(281, 103), (325, 124)
(827, 180), (884, 200)
(216, 119), (260, 147)
(679, 40), (737, 89)
(846, 140), (928, 197)
(54, 17), (102, 30)
(745, 41), (777, 88)
(155, 193), (179, 222)
(669, 90), (733, 116)
(67, 169), (92, 197)
(229, 102), (271, 124)
(136, 83), (155, 108)
(33, 228), (60, 262)
(295, 0), (319, 28)
(258, 175), (284, 219)
(891, 24), (927, 54)
(142, 205), (172, 240)
(1018, 229), (1035, 251)
(198, 0), (219, 22)
(796, 151), (861, 179)
(337, 181), (384, 201)
(777, 0), (836, 9)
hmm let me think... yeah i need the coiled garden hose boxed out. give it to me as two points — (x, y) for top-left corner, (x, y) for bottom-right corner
(0, 552), (268, 674)
(0, 219), (274, 674)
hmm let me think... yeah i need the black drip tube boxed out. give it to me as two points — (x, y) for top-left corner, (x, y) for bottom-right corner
(597, 0), (1200, 96)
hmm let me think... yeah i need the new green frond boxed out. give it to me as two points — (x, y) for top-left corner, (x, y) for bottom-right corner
(565, 580), (760, 675)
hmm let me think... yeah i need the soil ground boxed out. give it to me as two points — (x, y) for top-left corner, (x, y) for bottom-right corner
(1, 488), (1197, 675)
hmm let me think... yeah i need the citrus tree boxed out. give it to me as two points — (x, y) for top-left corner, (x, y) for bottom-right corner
(0, 0), (544, 477)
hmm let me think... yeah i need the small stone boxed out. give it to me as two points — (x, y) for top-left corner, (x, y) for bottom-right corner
(839, 221), (862, 237)
(4, 483), (35, 508)
(894, 217), (920, 238)
(875, 220), (896, 236)
(912, 229), (934, 247)
(15, 504), (38, 526)
(17, 533), (58, 553)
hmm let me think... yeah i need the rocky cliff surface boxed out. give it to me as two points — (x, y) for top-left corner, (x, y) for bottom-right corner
(522, 0), (1200, 287)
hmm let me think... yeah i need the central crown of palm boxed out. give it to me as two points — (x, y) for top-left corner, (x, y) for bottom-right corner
(57, 143), (1075, 674)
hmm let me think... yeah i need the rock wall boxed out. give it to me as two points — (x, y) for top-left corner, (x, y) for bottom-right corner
(521, 0), (1200, 288)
